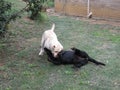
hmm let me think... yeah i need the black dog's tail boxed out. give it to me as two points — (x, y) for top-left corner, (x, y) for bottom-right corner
(88, 57), (105, 66)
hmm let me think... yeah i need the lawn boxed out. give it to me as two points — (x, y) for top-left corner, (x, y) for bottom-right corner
(0, 0), (120, 90)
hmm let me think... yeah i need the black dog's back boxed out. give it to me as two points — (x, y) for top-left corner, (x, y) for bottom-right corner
(59, 50), (75, 64)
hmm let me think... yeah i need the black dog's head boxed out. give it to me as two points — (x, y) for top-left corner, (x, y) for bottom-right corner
(44, 47), (62, 65)
(44, 48), (56, 58)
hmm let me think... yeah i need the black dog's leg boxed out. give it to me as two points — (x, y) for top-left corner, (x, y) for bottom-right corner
(47, 57), (61, 65)
(46, 55), (61, 65)
(74, 61), (88, 68)
(50, 60), (61, 65)
(73, 57), (88, 68)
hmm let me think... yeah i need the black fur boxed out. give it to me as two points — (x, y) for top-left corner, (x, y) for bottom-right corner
(44, 47), (105, 68)
(71, 47), (106, 66)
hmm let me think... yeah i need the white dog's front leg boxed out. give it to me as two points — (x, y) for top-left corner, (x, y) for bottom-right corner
(39, 48), (44, 56)
(39, 35), (45, 56)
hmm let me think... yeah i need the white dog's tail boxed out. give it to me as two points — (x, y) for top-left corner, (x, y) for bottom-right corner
(51, 23), (55, 31)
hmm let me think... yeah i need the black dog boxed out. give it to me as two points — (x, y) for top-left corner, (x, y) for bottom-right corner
(44, 47), (105, 68)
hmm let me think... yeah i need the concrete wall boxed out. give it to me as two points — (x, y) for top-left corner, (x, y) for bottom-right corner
(55, 0), (120, 20)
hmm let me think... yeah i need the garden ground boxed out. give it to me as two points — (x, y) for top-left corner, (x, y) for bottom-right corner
(0, 0), (120, 90)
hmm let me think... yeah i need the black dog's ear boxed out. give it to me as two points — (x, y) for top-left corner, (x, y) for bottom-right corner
(44, 48), (47, 51)
(44, 48), (51, 52)
(71, 47), (77, 50)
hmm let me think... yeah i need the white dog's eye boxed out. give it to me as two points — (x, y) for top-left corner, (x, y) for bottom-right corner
(55, 51), (58, 53)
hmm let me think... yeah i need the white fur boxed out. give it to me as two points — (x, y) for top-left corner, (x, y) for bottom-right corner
(39, 23), (63, 57)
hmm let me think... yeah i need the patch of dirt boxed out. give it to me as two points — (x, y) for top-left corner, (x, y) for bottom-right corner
(44, 73), (62, 89)
(27, 37), (38, 42)
(47, 8), (120, 27)
(98, 43), (111, 50)
(23, 17), (34, 24)
(109, 29), (120, 34)
(0, 62), (4, 66)
(82, 18), (120, 27)
(23, 37), (39, 47)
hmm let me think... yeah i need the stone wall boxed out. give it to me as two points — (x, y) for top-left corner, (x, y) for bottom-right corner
(55, 0), (120, 20)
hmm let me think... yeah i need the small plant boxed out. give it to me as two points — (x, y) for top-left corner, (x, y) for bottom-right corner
(24, 0), (49, 20)
(0, 0), (19, 37)
(47, 0), (54, 7)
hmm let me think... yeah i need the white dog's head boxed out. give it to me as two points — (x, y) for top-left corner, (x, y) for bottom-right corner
(51, 44), (63, 57)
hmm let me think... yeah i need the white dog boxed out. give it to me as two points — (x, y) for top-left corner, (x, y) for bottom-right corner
(39, 23), (63, 57)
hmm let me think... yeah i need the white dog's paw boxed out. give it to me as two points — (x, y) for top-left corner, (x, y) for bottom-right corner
(39, 53), (42, 56)
(39, 52), (43, 56)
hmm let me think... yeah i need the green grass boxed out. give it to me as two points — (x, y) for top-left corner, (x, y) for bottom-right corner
(0, 0), (120, 90)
